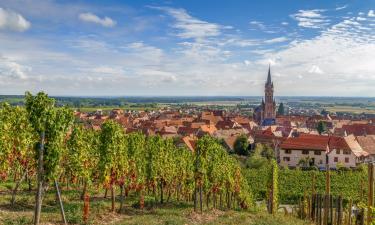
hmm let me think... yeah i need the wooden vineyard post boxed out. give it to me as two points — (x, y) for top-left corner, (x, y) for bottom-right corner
(321, 194), (324, 225)
(83, 193), (90, 224)
(54, 180), (67, 225)
(312, 173), (316, 221)
(368, 163), (374, 225)
(312, 194), (316, 222)
(330, 195), (333, 225)
(348, 199), (353, 225)
(34, 131), (45, 225)
(337, 196), (343, 225)
(324, 162), (330, 225)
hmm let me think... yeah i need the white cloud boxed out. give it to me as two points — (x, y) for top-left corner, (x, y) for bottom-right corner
(291, 9), (329, 29)
(357, 17), (367, 21)
(281, 22), (289, 26)
(308, 65), (324, 74)
(249, 21), (266, 30)
(78, 12), (116, 27)
(151, 6), (222, 39)
(369, 10), (375, 17)
(0, 8), (30, 32)
(0, 56), (30, 79)
(335, 5), (348, 11)
(258, 14), (375, 95)
(264, 37), (289, 44)
(90, 66), (124, 75)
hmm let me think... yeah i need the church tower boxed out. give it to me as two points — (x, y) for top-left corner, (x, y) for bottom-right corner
(252, 65), (277, 125)
(262, 65), (276, 125)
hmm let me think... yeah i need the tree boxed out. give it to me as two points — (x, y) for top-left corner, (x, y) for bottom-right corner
(0, 104), (36, 206)
(233, 135), (250, 156)
(246, 144), (274, 169)
(277, 103), (285, 115)
(25, 92), (55, 225)
(317, 121), (327, 135)
(98, 120), (128, 212)
(25, 92), (74, 225)
(126, 132), (147, 210)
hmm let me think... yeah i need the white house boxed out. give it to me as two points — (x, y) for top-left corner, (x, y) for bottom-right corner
(279, 134), (368, 169)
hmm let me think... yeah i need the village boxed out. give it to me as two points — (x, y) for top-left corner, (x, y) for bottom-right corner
(75, 67), (375, 170)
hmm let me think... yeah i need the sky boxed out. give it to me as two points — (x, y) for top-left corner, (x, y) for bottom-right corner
(0, 0), (375, 96)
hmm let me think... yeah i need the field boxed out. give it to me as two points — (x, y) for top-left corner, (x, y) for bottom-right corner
(323, 106), (375, 114)
(0, 181), (311, 225)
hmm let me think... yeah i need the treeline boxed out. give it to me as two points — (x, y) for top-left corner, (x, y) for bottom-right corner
(0, 92), (252, 224)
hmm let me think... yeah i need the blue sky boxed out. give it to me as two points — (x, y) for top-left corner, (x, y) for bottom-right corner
(0, 0), (375, 96)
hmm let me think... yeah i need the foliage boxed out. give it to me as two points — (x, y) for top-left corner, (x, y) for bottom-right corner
(245, 165), (368, 204)
(98, 120), (128, 186)
(233, 135), (250, 156)
(246, 144), (274, 169)
(317, 121), (327, 135)
(25, 92), (74, 179)
(277, 103), (285, 115)
(195, 136), (253, 208)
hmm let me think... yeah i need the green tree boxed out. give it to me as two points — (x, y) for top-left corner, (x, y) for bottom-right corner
(25, 92), (56, 225)
(246, 144), (274, 168)
(98, 120), (128, 212)
(0, 104), (36, 205)
(317, 121), (327, 135)
(67, 125), (97, 198)
(277, 103), (285, 115)
(233, 135), (250, 156)
(25, 92), (74, 225)
(126, 132), (147, 210)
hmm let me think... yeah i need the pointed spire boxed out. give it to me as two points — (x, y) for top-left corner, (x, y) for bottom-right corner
(266, 64), (272, 85)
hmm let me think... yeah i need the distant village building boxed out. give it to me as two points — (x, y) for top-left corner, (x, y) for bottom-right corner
(254, 65), (276, 126)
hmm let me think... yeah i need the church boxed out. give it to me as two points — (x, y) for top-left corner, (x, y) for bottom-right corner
(253, 65), (276, 126)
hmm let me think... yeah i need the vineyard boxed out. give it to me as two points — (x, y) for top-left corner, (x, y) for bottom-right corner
(245, 164), (368, 204)
(0, 92), (373, 225)
(0, 92), (255, 225)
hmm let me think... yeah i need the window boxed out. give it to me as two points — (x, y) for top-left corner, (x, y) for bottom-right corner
(302, 150), (309, 155)
(336, 149), (340, 154)
(283, 157), (290, 162)
(334, 157), (338, 162)
(314, 151), (321, 155)
(285, 149), (292, 154)
(343, 150), (350, 155)
(345, 157), (349, 163)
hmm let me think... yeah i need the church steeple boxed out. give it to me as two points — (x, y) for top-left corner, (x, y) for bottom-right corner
(266, 64), (272, 86)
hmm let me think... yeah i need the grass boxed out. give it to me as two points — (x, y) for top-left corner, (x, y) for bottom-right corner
(0, 182), (311, 225)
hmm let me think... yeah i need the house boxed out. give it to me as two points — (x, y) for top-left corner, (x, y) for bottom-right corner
(280, 134), (329, 168)
(279, 134), (368, 169)
(356, 135), (375, 162)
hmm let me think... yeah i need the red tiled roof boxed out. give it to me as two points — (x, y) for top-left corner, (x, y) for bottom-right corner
(280, 134), (329, 151)
(342, 124), (375, 136)
(356, 135), (375, 155)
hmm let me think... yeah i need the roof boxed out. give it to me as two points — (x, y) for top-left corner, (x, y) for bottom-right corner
(281, 134), (369, 157)
(266, 64), (272, 86)
(344, 135), (368, 157)
(199, 124), (217, 135)
(356, 135), (375, 155)
(182, 136), (197, 152)
(342, 124), (375, 136)
(280, 134), (329, 151)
